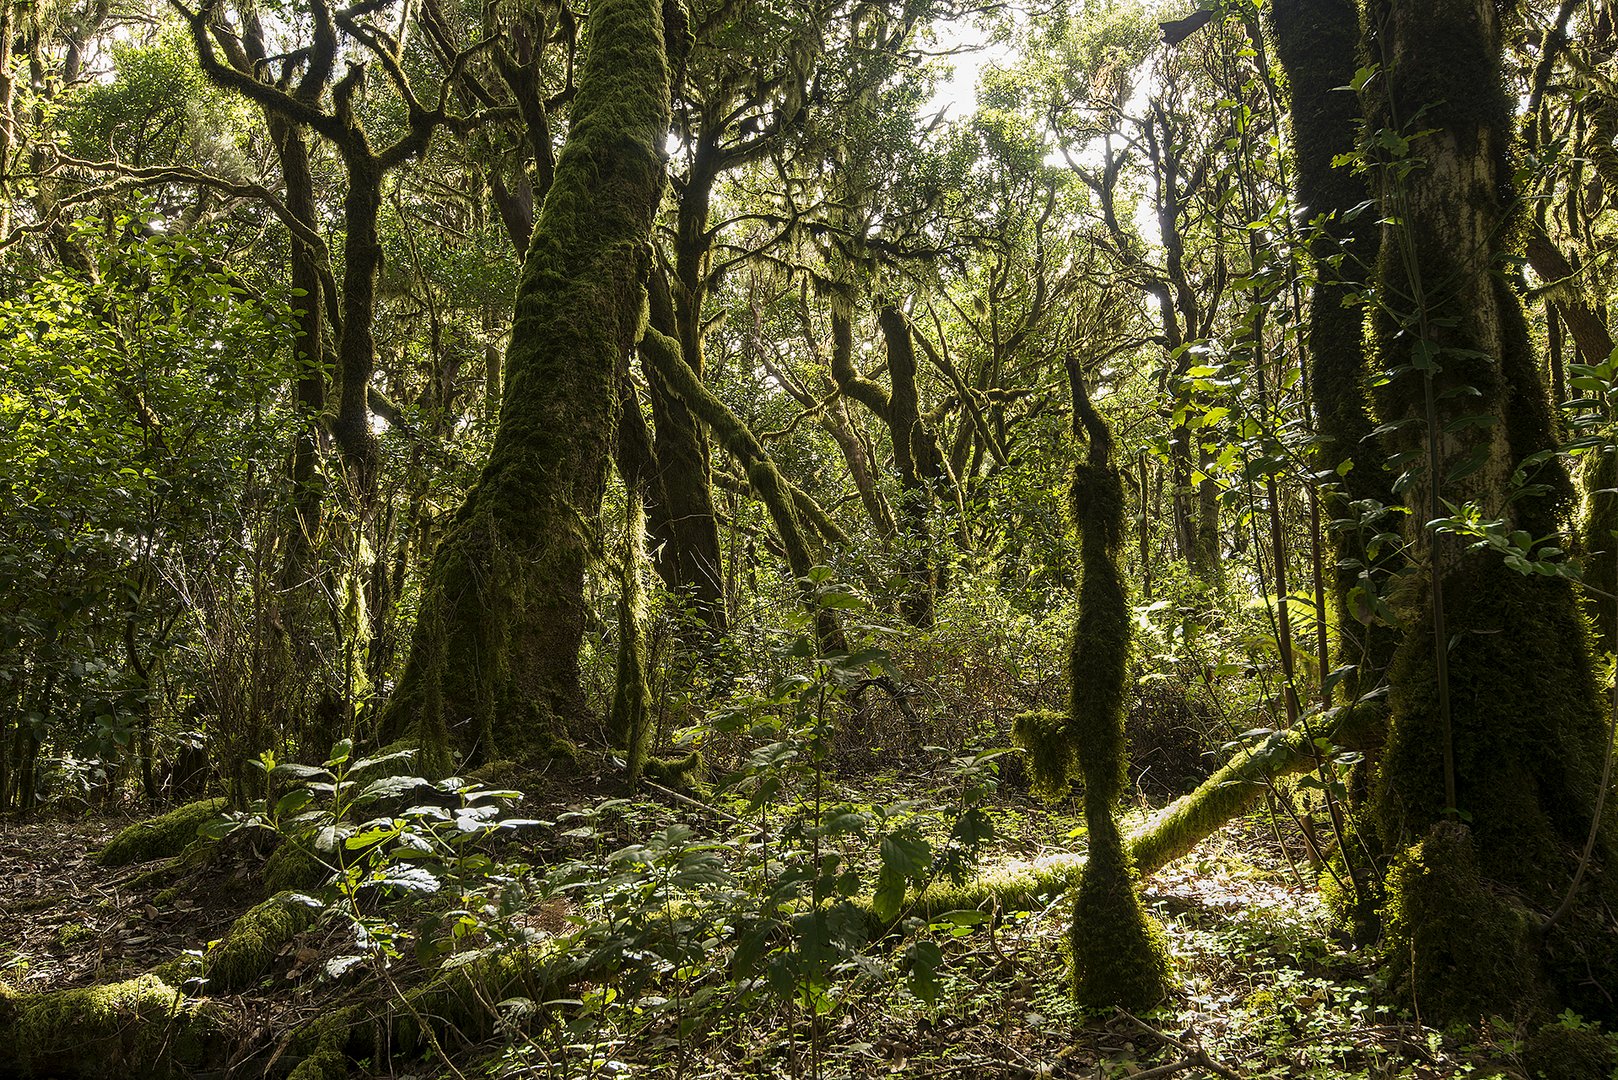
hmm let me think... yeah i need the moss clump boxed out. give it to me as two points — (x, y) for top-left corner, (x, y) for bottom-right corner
(287, 1046), (349, 1080)
(643, 750), (702, 788)
(1382, 822), (1537, 1022)
(52, 923), (94, 950)
(263, 841), (330, 894)
(285, 1006), (361, 1080)
(393, 945), (583, 1051)
(1521, 1020), (1617, 1080)
(1010, 710), (1072, 801)
(98, 798), (225, 867)
(203, 891), (318, 992)
(3, 974), (224, 1078)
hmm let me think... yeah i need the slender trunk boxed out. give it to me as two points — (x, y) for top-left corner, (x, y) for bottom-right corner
(643, 268), (725, 631)
(1271, 0), (1398, 701)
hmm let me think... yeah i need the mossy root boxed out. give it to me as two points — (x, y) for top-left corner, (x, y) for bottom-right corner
(98, 798), (225, 867)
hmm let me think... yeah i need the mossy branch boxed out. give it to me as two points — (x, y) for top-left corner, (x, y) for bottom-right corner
(904, 724), (1325, 922)
(645, 326), (846, 648)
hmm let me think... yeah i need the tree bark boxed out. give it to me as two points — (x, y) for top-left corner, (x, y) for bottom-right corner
(1271, 0), (1399, 699)
(1360, 0), (1616, 1022)
(383, 0), (675, 765)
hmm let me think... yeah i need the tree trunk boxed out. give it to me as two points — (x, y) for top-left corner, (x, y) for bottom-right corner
(643, 267), (726, 631)
(1270, 0), (1399, 702)
(383, 0), (675, 766)
(1361, 0), (1617, 1023)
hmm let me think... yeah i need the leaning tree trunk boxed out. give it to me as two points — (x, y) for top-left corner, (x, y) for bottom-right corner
(382, 0), (677, 767)
(1360, 0), (1617, 1024)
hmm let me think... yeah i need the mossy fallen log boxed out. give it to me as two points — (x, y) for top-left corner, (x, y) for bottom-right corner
(205, 891), (319, 991)
(904, 725), (1323, 921)
(0, 974), (227, 1079)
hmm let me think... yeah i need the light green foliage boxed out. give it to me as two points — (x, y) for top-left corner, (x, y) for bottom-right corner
(63, 31), (245, 169)
(98, 798), (225, 867)
(0, 220), (296, 804)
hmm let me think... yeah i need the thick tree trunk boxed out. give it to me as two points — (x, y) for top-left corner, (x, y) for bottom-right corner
(1360, 0), (1616, 1023)
(383, 0), (674, 766)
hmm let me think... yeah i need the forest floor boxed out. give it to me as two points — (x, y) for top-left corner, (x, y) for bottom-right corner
(0, 766), (1555, 1080)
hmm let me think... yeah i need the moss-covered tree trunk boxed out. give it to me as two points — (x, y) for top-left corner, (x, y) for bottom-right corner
(383, 0), (675, 766)
(642, 262), (725, 633)
(1271, 0), (1399, 698)
(1360, 0), (1617, 1023)
(1014, 359), (1171, 1010)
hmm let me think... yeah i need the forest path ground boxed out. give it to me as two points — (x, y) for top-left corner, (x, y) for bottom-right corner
(0, 795), (1539, 1078)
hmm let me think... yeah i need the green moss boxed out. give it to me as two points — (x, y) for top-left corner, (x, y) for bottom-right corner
(52, 923), (94, 950)
(1057, 380), (1173, 1008)
(97, 798), (225, 867)
(1070, 823), (1171, 1011)
(393, 945), (583, 1052)
(4, 974), (224, 1078)
(1521, 1020), (1617, 1080)
(1382, 822), (1537, 1022)
(263, 842), (330, 894)
(643, 750), (702, 788)
(1376, 565), (1610, 893)
(287, 1046), (349, 1080)
(1271, 0), (1399, 698)
(203, 891), (317, 992)
(890, 718), (1335, 929)
(1011, 710), (1072, 801)
(286, 1004), (362, 1080)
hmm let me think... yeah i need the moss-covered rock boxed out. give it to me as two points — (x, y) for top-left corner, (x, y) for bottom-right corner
(286, 1046), (350, 1080)
(263, 841), (330, 894)
(203, 891), (319, 992)
(1, 974), (225, 1078)
(97, 798), (225, 867)
(392, 945), (583, 1052)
